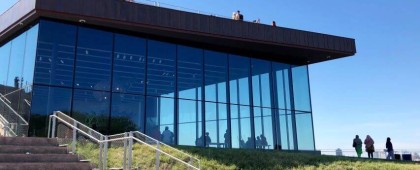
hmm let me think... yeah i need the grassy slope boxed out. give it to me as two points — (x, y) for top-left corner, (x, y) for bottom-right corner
(77, 143), (419, 170)
(178, 146), (420, 170)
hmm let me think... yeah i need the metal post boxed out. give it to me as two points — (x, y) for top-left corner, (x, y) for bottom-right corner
(47, 116), (51, 138)
(128, 132), (133, 170)
(189, 156), (193, 170)
(155, 142), (160, 170)
(104, 136), (109, 170)
(4, 123), (8, 137)
(72, 121), (77, 154)
(51, 114), (56, 138)
(99, 136), (103, 170)
(123, 132), (128, 170)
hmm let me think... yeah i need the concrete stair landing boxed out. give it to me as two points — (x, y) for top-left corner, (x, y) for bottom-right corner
(0, 136), (93, 170)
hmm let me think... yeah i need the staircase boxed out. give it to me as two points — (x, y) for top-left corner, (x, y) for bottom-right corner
(0, 136), (93, 170)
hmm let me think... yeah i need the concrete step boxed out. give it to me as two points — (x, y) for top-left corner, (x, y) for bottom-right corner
(0, 137), (58, 146)
(0, 162), (93, 170)
(0, 154), (80, 163)
(0, 145), (68, 154)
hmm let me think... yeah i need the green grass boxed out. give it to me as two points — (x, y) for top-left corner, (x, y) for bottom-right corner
(76, 143), (420, 170)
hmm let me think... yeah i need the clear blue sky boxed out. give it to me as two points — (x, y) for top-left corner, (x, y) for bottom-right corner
(1, 0), (419, 151)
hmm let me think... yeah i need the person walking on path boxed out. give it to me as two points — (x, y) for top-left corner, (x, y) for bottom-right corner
(386, 137), (394, 160)
(364, 135), (375, 158)
(353, 135), (363, 158)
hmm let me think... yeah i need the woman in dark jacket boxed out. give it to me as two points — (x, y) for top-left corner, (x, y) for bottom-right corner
(386, 137), (394, 160)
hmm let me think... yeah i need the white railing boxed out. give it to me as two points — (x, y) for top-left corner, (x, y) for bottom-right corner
(0, 90), (29, 137)
(48, 111), (200, 170)
(320, 149), (420, 161)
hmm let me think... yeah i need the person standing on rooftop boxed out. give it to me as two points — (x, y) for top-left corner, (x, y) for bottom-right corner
(386, 137), (394, 160)
(364, 135), (375, 159)
(353, 135), (363, 158)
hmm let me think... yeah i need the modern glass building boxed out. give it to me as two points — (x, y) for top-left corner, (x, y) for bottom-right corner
(0, 0), (356, 151)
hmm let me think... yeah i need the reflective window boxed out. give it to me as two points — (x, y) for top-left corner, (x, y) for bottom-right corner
(110, 93), (145, 134)
(229, 55), (250, 105)
(273, 63), (291, 110)
(178, 99), (202, 146)
(251, 59), (272, 108)
(231, 105), (252, 149)
(0, 42), (11, 94)
(75, 27), (113, 91)
(278, 110), (295, 150)
(145, 96), (174, 144)
(29, 86), (72, 137)
(147, 40), (176, 97)
(205, 102), (228, 148)
(113, 34), (146, 94)
(177, 46), (203, 100)
(254, 107), (273, 149)
(35, 20), (76, 87)
(72, 89), (110, 134)
(22, 25), (39, 91)
(292, 65), (311, 112)
(7, 31), (26, 89)
(296, 112), (314, 150)
(204, 51), (227, 103)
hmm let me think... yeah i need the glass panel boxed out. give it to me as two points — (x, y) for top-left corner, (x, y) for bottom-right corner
(145, 96), (174, 144)
(0, 42), (11, 94)
(177, 46), (203, 100)
(287, 114), (295, 150)
(230, 105), (252, 149)
(75, 27), (113, 91)
(296, 112), (315, 150)
(113, 34), (146, 94)
(273, 63), (291, 110)
(253, 107), (273, 149)
(72, 89), (110, 134)
(35, 20), (76, 87)
(146, 40), (176, 98)
(251, 59), (272, 108)
(110, 93), (145, 134)
(7, 33), (26, 89)
(292, 65), (311, 111)
(229, 55), (250, 105)
(205, 102), (228, 148)
(204, 51), (227, 103)
(29, 86), (72, 137)
(178, 99), (202, 146)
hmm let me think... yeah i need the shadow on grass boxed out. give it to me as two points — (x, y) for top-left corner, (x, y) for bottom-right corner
(176, 146), (420, 170)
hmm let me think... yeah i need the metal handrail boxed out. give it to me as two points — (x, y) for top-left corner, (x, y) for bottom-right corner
(48, 111), (200, 170)
(108, 131), (200, 165)
(0, 94), (28, 125)
(0, 114), (17, 137)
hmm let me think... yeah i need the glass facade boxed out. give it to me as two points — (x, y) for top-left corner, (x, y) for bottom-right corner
(1, 19), (315, 151)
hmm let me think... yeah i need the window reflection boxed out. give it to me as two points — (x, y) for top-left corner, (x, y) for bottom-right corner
(231, 105), (252, 149)
(29, 86), (72, 137)
(72, 89), (110, 134)
(292, 65), (311, 112)
(252, 59), (272, 108)
(113, 34), (146, 94)
(278, 110), (295, 150)
(254, 107), (273, 149)
(35, 20), (76, 87)
(110, 93), (145, 134)
(296, 112), (314, 150)
(229, 55), (250, 105)
(205, 102), (228, 148)
(145, 96), (174, 144)
(204, 51), (227, 103)
(75, 27), (113, 91)
(178, 99), (202, 146)
(147, 40), (176, 98)
(273, 63), (291, 110)
(0, 42), (11, 94)
(178, 46), (203, 100)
